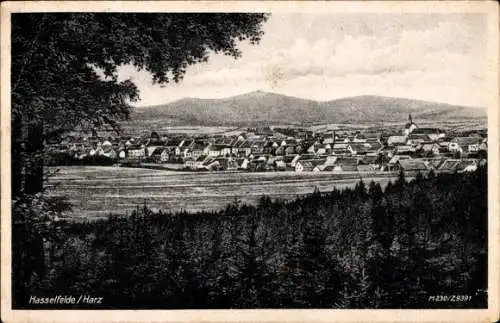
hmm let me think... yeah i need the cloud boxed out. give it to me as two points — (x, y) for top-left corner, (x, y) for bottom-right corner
(124, 13), (488, 108)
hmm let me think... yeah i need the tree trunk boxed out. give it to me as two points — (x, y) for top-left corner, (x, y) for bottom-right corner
(24, 120), (44, 194)
(11, 112), (25, 197)
(12, 112), (45, 196)
(11, 112), (46, 307)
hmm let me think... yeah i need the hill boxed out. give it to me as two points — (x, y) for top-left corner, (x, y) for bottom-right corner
(130, 91), (486, 126)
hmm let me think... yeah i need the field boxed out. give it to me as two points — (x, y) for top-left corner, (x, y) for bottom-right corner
(121, 121), (238, 136)
(47, 166), (403, 220)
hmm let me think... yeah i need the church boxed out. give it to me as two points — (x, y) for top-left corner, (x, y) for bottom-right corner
(403, 114), (418, 136)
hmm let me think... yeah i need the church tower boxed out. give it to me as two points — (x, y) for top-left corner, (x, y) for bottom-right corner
(403, 113), (417, 136)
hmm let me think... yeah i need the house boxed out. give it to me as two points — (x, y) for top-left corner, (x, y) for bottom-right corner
(207, 144), (232, 157)
(315, 145), (329, 156)
(322, 137), (336, 145)
(118, 149), (127, 159)
(266, 155), (278, 167)
(386, 155), (411, 171)
(88, 146), (98, 157)
(275, 159), (287, 170)
(290, 154), (315, 168)
(68, 142), (85, 155)
(438, 159), (462, 172)
(285, 145), (297, 155)
(298, 130), (315, 139)
(145, 139), (167, 157)
(268, 156), (287, 170)
(347, 143), (369, 155)
(331, 143), (349, 155)
(312, 156), (338, 171)
(268, 140), (280, 148)
(306, 142), (322, 154)
(147, 147), (164, 162)
(479, 138), (487, 151)
(236, 140), (253, 156)
(411, 127), (445, 141)
(456, 160), (478, 173)
(263, 141), (276, 155)
(217, 157), (238, 170)
(127, 145), (146, 160)
(98, 146), (117, 160)
(438, 159), (478, 173)
(332, 157), (358, 171)
(381, 146), (395, 158)
(146, 145), (165, 158)
(189, 155), (210, 169)
(296, 140), (313, 154)
(387, 135), (407, 146)
(204, 159), (221, 171)
(175, 139), (193, 156)
(283, 154), (298, 168)
(324, 155), (337, 166)
(365, 140), (383, 151)
(359, 155), (380, 169)
(343, 136), (355, 143)
(295, 158), (326, 172)
(247, 158), (267, 171)
(184, 158), (197, 169)
(274, 145), (287, 156)
(407, 133), (432, 145)
(448, 137), (482, 155)
(281, 139), (298, 146)
(190, 141), (207, 160)
(183, 138), (196, 147)
(437, 145), (449, 154)
(395, 159), (428, 172)
(181, 148), (192, 159)
(255, 126), (273, 136)
(353, 134), (367, 143)
(75, 146), (92, 159)
(364, 143), (383, 156)
(213, 136), (233, 146)
(394, 145), (414, 155)
(420, 143), (440, 155)
(165, 138), (183, 151)
(237, 158), (250, 170)
(251, 140), (266, 154)
(160, 148), (172, 163)
(425, 158), (445, 170)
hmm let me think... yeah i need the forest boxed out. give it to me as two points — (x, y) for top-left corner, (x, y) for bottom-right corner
(12, 167), (487, 309)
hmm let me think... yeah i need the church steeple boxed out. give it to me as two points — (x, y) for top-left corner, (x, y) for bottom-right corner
(408, 113), (413, 124)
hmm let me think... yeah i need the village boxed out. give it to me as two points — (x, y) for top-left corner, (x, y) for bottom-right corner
(47, 114), (487, 174)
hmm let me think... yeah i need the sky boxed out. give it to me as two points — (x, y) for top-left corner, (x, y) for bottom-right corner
(117, 13), (488, 108)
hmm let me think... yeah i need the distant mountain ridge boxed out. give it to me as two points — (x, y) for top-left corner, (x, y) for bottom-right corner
(132, 91), (486, 126)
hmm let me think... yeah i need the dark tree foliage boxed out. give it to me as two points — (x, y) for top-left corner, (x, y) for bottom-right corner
(15, 167), (488, 309)
(11, 12), (268, 305)
(12, 12), (268, 195)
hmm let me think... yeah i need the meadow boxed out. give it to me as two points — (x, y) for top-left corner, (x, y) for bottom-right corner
(47, 166), (401, 220)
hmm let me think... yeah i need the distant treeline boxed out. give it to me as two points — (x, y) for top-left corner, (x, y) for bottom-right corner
(12, 167), (487, 309)
(45, 152), (115, 166)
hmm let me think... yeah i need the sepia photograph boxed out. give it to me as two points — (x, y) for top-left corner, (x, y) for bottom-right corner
(1, 1), (499, 322)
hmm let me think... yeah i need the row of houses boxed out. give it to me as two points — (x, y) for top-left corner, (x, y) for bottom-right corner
(48, 114), (487, 174)
(61, 133), (486, 165)
(180, 151), (483, 174)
